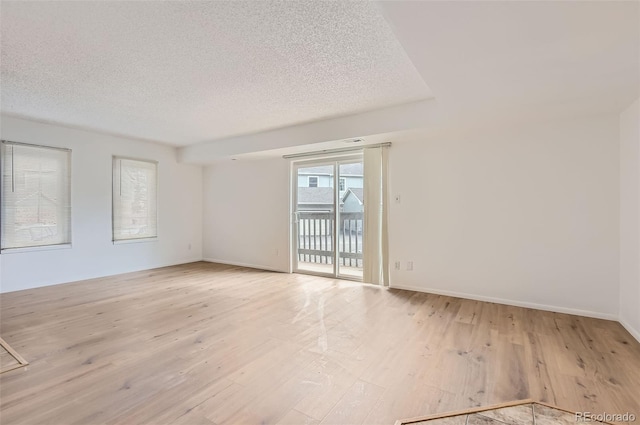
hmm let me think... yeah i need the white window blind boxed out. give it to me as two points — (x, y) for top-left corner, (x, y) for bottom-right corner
(1, 141), (71, 250)
(112, 157), (157, 241)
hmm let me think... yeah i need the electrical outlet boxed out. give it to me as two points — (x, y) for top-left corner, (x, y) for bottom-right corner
(406, 261), (413, 271)
(395, 261), (401, 270)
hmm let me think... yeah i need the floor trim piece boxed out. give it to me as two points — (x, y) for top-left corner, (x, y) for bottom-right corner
(394, 399), (615, 425)
(394, 399), (534, 424)
(0, 336), (28, 374)
(619, 316), (640, 344)
(389, 283), (618, 321)
(203, 258), (287, 273)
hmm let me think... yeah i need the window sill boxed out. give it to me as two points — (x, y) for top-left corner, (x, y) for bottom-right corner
(113, 237), (158, 245)
(1, 243), (72, 254)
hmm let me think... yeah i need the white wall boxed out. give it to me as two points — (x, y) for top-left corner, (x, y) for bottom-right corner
(389, 114), (620, 319)
(619, 98), (640, 340)
(0, 116), (203, 293)
(0, 109), (629, 328)
(202, 158), (290, 272)
(202, 113), (621, 319)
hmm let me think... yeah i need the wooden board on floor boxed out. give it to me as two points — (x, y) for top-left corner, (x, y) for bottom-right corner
(0, 336), (28, 374)
(395, 400), (615, 425)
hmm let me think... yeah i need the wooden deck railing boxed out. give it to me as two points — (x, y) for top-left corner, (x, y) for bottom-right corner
(297, 211), (363, 267)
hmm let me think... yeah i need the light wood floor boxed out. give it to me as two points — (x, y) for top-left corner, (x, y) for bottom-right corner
(1, 262), (639, 425)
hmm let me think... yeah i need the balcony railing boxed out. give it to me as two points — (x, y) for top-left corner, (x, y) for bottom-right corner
(297, 211), (363, 268)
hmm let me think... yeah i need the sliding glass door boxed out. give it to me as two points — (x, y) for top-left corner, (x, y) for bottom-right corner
(292, 156), (364, 280)
(294, 161), (336, 276)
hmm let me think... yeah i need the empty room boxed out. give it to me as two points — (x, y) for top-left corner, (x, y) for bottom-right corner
(1, 1), (639, 424)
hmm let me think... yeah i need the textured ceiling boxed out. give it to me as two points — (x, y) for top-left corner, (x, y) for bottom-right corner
(378, 1), (639, 124)
(0, 1), (431, 146)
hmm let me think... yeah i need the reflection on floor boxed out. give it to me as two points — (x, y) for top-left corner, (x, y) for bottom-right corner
(297, 261), (363, 279)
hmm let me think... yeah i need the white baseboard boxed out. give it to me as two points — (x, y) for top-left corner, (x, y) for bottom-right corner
(0, 256), (205, 294)
(619, 316), (640, 343)
(389, 282), (618, 321)
(154, 257), (204, 269)
(203, 258), (288, 274)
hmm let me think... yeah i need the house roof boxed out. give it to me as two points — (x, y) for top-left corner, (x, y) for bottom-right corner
(297, 187), (334, 205)
(297, 187), (364, 206)
(342, 188), (364, 204)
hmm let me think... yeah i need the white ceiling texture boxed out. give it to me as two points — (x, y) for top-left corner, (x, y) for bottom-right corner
(1, 1), (430, 147)
(1, 1), (638, 161)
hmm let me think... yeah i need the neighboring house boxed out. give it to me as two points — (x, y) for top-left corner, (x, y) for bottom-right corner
(296, 187), (335, 237)
(297, 165), (333, 189)
(296, 187), (365, 214)
(297, 163), (363, 197)
(341, 188), (364, 213)
(296, 187), (364, 237)
(341, 188), (364, 234)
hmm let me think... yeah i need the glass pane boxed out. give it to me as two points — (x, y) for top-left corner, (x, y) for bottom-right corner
(296, 164), (334, 275)
(338, 161), (364, 279)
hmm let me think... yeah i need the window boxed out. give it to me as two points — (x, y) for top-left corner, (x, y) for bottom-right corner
(308, 176), (318, 187)
(1, 141), (71, 250)
(339, 178), (346, 191)
(112, 157), (157, 241)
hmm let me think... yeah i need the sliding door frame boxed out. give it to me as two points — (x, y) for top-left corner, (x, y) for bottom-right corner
(290, 153), (363, 281)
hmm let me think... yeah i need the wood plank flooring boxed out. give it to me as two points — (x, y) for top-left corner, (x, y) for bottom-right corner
(0, 262), (639, 425)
